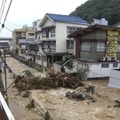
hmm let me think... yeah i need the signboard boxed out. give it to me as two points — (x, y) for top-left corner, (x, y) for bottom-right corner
(106, 31), (118, 59)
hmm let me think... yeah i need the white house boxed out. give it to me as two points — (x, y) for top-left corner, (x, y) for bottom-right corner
(35, 13), (89, 67)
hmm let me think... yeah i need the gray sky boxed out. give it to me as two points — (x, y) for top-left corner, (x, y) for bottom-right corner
(0, 0), (87, 37)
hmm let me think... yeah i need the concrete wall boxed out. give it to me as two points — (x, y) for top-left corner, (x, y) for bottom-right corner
(64, 61), (120, 78)
(88, 62), (120, 78)
(108, 69), (120, 88)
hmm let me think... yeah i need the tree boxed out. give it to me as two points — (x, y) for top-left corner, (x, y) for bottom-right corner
(70, 0), (120, 25)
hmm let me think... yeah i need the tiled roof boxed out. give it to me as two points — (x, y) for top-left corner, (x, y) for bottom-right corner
(18, 39), (27, 44)
(46, 13), (88, 24)
(68, 24), (120, 37)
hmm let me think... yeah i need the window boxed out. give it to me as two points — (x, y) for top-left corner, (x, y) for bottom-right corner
(37, 55), (40, 60)
(16, 33), (21, 37)
(117, 42), (120, 52)
(42, 30), (47, 38)
(81, 41), (91, 51)
(42, 28), (49, 38)
(113, 63), (118, 67)
(38, 36), (40, 41)
(49, 41), (56, 49)
(28, 33), (34, 36)
(67, 41), (74, 49)
(101, 63), (109, 68)
(50, 27), (55, 37)
(67, 27), (78, 35)
(97, 41), (105, 52)
(43, 42), (48, 49)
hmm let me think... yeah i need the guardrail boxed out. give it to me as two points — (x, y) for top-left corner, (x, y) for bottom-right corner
(0, 92), (15, 120)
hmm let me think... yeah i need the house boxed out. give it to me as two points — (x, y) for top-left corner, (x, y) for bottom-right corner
(12, 25), (35, 55)
(33, 19), (41, 40)
(68, 24), (120, 78)
(0, 37), (12, 50)
(91, 18), (108, 26)
(36, 13), (89, 67)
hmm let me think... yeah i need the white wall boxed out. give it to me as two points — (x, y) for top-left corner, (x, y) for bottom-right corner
(108, 69), (120, 88)
(64, 61), (120, 78)
(87, 62), (120, 78)
(36, 59), (47, 67)
(43, 19), (55, 27)
(56, 22), (87, 53)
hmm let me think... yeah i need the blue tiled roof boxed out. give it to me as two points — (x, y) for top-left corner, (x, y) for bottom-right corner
(46, 13), (88, 24)
(18, 39), (27, 44)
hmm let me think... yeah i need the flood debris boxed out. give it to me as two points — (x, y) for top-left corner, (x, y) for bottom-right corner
(114, 100), (120, 107)
(26, 99), (35, 110)
(66, 85), (97, 103)
(44, 111), (51, 120)
(21, 91), (30, 98)
(14, 72), (85, 91)
(66, 91), (86, 100)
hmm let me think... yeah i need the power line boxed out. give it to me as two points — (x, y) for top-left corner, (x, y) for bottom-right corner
(6, 20), (22, 28)
(3, 0), (13, 24)
(0, 0), (13, 33)
(0, 0), (7, 22)
(0, 0), (4, 12)
(4, 26), (12, 32)
(0, 0), (5, 17)
(0, 0), (5, 16)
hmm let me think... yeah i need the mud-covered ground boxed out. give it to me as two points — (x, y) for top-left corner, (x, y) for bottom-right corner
(2, 56), (120, 120)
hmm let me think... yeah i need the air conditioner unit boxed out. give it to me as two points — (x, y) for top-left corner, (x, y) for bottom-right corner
(44, 49), (49, 52)
(100, 57), (106, 61)
(106, 56), (111, 61)
(43, 49), (47, 52)
(111, 57), (117, 62)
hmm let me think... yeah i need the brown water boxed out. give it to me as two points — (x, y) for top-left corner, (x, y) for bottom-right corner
(3, 57), (120, 120)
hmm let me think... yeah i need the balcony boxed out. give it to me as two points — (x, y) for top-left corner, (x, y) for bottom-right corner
(43, 48), (56, 53)
(28, 50), (37, 55)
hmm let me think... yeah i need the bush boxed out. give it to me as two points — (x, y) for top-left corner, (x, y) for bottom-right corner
(76, 65), (89, 80)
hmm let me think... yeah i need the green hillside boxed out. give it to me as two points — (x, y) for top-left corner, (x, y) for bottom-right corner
(70, 0), (120, 25)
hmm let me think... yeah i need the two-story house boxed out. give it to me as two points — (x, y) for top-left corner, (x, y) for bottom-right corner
(36, 13), (89, 67)
(68, 24), (120, 78)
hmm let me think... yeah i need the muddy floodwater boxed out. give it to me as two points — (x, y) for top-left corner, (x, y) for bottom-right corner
(2, 57), (120, 120)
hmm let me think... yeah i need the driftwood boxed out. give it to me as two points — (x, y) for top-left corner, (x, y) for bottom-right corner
(14, 72), (85, 91)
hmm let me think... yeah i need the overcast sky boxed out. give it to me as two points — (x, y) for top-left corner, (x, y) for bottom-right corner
(0, 0), (87, 37)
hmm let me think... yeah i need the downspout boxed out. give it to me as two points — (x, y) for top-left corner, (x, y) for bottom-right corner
(75, 35), (81, 58)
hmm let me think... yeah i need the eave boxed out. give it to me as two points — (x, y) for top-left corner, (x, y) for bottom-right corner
(68, 24), (120, 38)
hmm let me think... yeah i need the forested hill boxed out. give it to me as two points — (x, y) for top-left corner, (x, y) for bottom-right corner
(70, 0), (120, 25)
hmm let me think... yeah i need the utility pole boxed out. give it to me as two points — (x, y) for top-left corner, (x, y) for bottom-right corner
(51, 50), (54, 73)
(3, 47), (8, 105)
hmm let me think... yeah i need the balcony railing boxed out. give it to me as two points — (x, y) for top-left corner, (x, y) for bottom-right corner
(0, 92), (15, 120)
